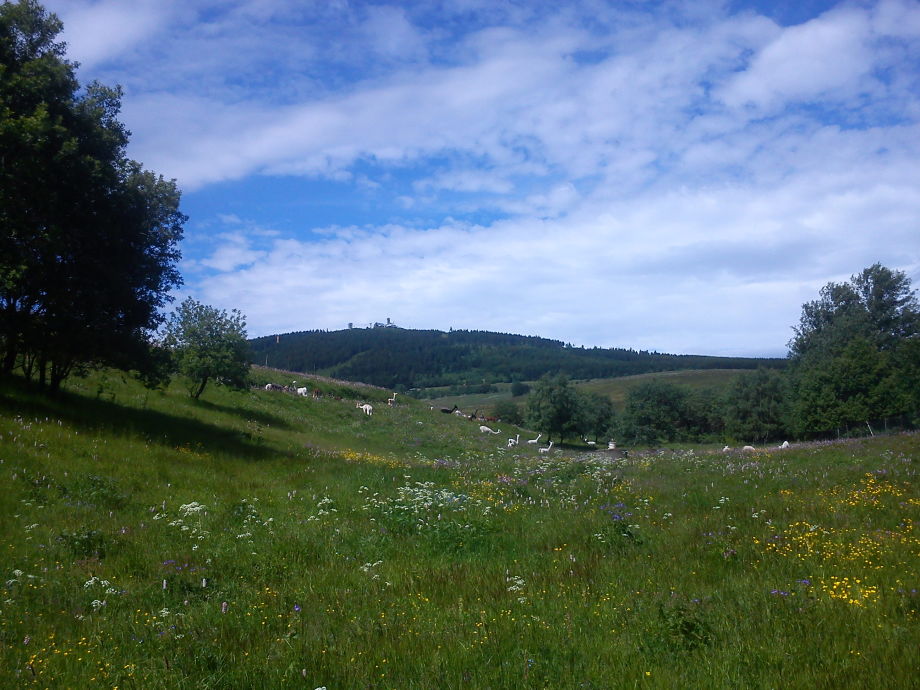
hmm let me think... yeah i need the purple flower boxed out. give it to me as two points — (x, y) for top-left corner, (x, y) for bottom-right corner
(294, 604), (301, 612)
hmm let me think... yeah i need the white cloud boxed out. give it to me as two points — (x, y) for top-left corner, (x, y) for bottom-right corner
(46, 0), (920, 355)
(199, 232), (267, 272)
(47, 0), (176, 70)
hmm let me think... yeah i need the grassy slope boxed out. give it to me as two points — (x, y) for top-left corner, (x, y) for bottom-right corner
(429, 368), (746, 414)
(576, 368), (746, 410)
(1, 367), (917, 688)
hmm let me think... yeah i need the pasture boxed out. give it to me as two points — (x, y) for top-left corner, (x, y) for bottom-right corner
(0, 368), (917, 688)
(427, 368), (747, 415)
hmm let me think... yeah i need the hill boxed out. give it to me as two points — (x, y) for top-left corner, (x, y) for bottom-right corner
(1, 369), (917, 687)
(428, 368), (747, 414)
(249, 326), (783, 392)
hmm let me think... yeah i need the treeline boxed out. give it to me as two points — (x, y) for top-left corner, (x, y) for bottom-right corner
(513, 264), (920, 445)
(249, 327), (781, 391)
(0, 1), (184, 391)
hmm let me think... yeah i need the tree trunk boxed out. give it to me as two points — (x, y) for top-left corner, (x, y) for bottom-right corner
(1, 340), (16, 375)
(193, 376), (208, 400)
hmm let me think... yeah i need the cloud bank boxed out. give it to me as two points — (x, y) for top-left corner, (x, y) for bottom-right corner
(46, 0), (920, 356)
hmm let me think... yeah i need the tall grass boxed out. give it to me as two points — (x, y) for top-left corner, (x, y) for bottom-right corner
(1, 369), (917, 688)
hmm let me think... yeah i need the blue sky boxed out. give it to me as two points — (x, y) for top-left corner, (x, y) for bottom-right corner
(45, 0), (920, 357)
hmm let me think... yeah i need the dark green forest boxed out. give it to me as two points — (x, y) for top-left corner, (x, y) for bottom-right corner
(248, 327), (783, 391)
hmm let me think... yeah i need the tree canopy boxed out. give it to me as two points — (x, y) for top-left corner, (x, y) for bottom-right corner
(787, 264), (919, 435)
(0, 0), (185, 391)
(164, 298), (250, 400)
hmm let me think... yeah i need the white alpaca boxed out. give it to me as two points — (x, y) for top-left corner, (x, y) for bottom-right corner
(722, 445), (731, 453)
(507, 434), (520, 447)
(479, 425), (500, 434)
(387, 392), (398, 407)
(780, 440), (790, 449)
(607, 440), (617, 450)
(583, 437), (597, 446)
(527, 433), (542, 445)
(356, 402), (373, 416)
(742, 445), (755, 452)
(538, 440), (554, 454)
(296, 387), (309, 397)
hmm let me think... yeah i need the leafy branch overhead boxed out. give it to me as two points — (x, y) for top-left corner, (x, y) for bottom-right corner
(0, 0), (185, 391)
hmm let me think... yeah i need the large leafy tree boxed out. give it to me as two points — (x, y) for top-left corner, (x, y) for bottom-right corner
(789, 264), (919, 358)
(787, 264), (919, 435)
(526, 373), (580, 442)
(723, 367), (789, 443)
(576, 391), (616, 443)
(618, 380), (688, 445)
(163, 298), (250, 400)
(0, 0), (184, 391)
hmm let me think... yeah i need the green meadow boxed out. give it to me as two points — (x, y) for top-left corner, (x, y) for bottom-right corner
(1, 368), (917, 688)
(427, 368), (747, 415)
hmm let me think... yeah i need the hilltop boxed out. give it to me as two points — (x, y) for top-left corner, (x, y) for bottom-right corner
(249, 326), (783, 392)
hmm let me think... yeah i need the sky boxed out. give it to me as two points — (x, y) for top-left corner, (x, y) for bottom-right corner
(44, 0), (920, 357)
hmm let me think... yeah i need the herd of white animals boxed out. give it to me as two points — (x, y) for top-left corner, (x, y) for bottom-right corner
(264, 381), (791, 454)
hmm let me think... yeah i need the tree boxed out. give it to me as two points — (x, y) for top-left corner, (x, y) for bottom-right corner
(510, 380), (530, 397)
(526, 373), (580, 442)
(787, 264), (919, 436)
(0, 0), (185, 391)
(493, 399), (523, 426)
(619, 381), (687, 445)
(164, 298), (250, 400)
(789, 264), (919, 359)
(724, 368), (789, 443)
(576, 391), (616, 443)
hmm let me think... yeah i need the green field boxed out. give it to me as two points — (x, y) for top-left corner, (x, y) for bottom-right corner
(575, 369), (748, 411)
(429, 368), (747, 415)
(1, 368), (917, 688)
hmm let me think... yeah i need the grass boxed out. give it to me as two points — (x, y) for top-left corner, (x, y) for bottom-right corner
(427, 368), (747, 414)
(1, 367), (917, 688)
(574, 369), (747, 411)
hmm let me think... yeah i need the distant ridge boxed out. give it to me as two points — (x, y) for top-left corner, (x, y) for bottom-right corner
(248, 326), (784, 391)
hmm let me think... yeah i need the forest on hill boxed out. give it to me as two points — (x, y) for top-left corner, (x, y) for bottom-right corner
(248, 327), (783, 391)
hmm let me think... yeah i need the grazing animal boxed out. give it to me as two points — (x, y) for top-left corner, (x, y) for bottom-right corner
(722, 445), (731, 452)
(507, 434), (520, 447)
(387, 392), (398, 407)
(607, 440), (617, 450)
(527, 433), (542, 445)
(479, 425), (501, 434)
(780, 440), (790, 449)
(265, 383), (284, 391)
(356, 402), (374, 416)
(583, 437), (597, 446)
(538, 440), (554, 454)
(440, 405), (458, 414)
(742, 445), (756, 453)
(296, 387), (309, 397)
